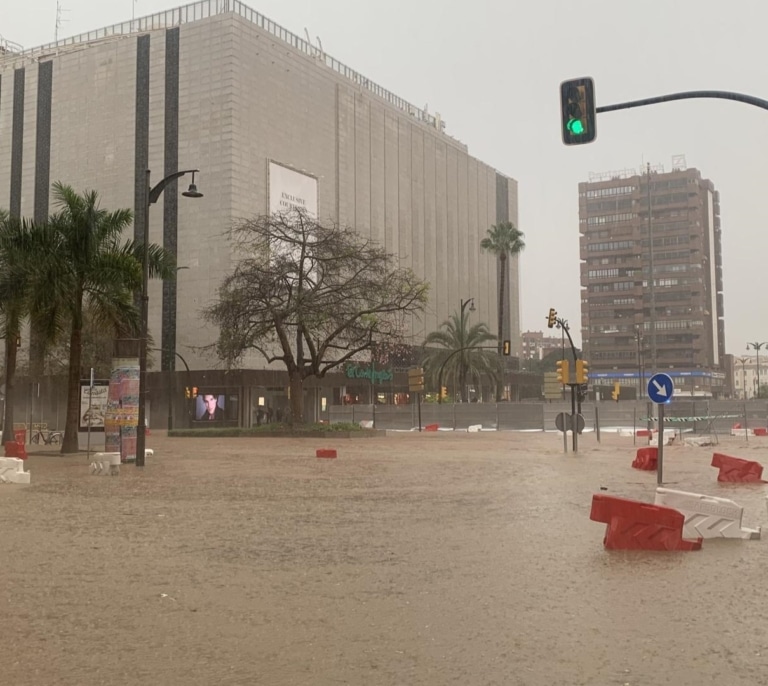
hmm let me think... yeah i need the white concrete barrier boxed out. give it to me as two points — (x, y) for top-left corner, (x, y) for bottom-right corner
(0, 456), (30, 484)
(649, 429), (677, 447)
(467, 424), (481, 433)
(90, 452), (121, 476)
(655, 487), (760, 540)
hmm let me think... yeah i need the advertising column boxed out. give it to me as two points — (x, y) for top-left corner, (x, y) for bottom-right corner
(104, 357), (141, 463)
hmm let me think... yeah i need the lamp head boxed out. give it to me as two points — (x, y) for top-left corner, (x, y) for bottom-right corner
(182, 171), (204, 199)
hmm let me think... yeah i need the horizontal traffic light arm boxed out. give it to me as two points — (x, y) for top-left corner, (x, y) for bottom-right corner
(597, 90), (768, 115)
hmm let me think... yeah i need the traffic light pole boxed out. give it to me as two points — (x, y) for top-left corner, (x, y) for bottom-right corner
(596, 90), (768, 115)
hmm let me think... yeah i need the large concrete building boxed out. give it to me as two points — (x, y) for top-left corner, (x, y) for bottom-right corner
(579, 161), (726, 398)
(0, 0), (520, 422)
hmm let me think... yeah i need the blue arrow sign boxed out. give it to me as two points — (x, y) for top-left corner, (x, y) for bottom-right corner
(648, 372), (674, 404)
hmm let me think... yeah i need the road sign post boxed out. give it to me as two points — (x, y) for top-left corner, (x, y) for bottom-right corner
(647, 372), (674, 485)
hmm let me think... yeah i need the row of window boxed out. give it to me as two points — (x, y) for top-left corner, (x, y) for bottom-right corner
(586, 213), (636, 225)
(587, 240), (635, 252)
(585, 199), (634, 213)
(590, 349), (697, 360)
(582, 186), (635, 199)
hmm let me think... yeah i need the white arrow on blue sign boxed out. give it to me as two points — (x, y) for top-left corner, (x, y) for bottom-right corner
(647, 372), (675, 404)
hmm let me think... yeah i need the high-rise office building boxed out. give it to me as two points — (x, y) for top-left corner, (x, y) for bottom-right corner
(579, 161), (726, 397)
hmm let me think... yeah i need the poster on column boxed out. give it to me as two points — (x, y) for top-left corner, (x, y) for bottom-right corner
(104, 357), (140, 462)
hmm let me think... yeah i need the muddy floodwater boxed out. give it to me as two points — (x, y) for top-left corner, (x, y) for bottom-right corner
(2, 431), (768, 686)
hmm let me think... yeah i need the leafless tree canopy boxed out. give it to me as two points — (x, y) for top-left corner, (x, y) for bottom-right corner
(205, 210), (429, 379)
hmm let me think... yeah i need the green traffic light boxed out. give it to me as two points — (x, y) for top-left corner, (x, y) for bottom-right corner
(567, 118), (585, 135)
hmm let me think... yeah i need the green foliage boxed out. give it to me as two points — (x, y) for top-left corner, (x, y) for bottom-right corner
(31, 182), (176, 453)
(421, 309), (501, 402)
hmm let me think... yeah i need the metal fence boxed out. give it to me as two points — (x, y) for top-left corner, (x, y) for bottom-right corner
(329, 399), (768, 433)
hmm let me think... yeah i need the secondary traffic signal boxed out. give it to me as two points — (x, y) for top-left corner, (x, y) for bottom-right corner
(502, 340), (511, 356)
(441, 386), (449, 399)
(611, 382), (620, 402)
(575, 359), (589, 384)
(556, 359), (570, 385)
(547, 308), (557, 329)
(408, 367), (425, 393)
(560, 77), (597, 145)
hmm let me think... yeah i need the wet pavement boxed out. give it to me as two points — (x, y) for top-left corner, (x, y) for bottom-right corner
(2, 431), (767, 685)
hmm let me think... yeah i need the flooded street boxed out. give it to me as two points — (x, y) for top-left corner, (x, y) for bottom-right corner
(3, 431), (768, 685)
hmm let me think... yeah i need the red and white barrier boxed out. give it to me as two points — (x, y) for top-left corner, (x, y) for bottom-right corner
(655, 487), (760, 540)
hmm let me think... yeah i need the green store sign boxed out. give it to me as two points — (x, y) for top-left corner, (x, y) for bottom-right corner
(345, 364), (394, 384)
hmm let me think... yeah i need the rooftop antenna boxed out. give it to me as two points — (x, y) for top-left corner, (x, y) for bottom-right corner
(55, 2), (70, 42)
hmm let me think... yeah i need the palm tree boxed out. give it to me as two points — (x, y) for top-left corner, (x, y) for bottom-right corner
(480, 220), (525, 399)
(0, 212), (47, 439)
(422, 310), (501, 402)
(37, 182), (176, 454)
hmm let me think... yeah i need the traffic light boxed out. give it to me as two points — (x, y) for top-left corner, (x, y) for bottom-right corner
(575, 359), (589, 384)
(611, 382), (620, 402)
(408, 367), (425, 393)
(441, 386), (449, 399)
(185, 387), (191, 399)
(560, 77), (597, 145)
(547, 308), (557, 329)
(556, 359), (570, 385)
(502, 340), (511, 356)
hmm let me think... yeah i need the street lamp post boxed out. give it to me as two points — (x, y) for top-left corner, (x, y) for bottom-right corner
(136, 169), (203, 468)
(459, 298), (475, 402)
(746, 342), (768, 400)
(736, 356), (750, 400)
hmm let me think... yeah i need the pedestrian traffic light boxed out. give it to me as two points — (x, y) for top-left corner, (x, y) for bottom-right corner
(547, 308), (557, 329)
(560, 77), (597, 145)
(611, 382), (620, 402)
(502, 340), (511, 356)
(556, 359), (570, 385)
(575, 359), (589, 384)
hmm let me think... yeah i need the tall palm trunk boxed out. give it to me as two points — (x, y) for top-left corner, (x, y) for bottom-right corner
(2, 328), (19, 444)
(61, 323), (82, 453)
(496, 253), (507, 401)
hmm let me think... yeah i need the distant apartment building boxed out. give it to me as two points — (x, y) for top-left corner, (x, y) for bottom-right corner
(731, 355), (766, 399)
(521, 331), (563, 361)
(579, 161), (726, 397)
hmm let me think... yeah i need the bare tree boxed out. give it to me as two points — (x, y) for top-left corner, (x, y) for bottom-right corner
(204, 210), (429, 424)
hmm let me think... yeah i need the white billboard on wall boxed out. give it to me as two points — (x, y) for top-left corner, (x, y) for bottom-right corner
(268, 161), (318, 218)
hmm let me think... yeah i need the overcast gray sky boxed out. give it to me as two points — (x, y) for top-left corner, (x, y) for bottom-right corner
(4, 0), (767, 353)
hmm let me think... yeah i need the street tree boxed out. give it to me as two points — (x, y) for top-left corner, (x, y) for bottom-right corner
(204, 210), (429, 424)
(480, 221), (525, 399)
(421, 309), (501, 402)
(0, 211), (51, 437)
(37, 183), (176, 453)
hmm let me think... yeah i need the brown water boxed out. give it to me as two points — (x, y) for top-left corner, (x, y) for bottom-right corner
(2, 431), (767, 685)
